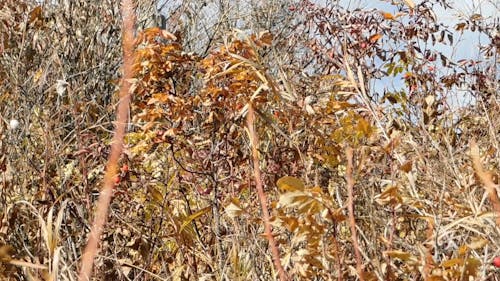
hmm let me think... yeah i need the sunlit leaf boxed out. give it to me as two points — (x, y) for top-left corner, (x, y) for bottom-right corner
(33, 69), (43, 83)
(375, 186), (402, 206)
(457, 245), (468, 256)
(402, 0), (415, 9)
(279, 191), (308, 206)
(225, 199), (244, 218)
(161, 30), (177, 40)
(277, 176), (305, 192)
(369, 33), (382, 43)
(382, 12), (395, 20)
(384, 250), (417, 262)
(467, 238), (488, 250)
(180, 206), (211, 232)
(441, 258), (463, 268)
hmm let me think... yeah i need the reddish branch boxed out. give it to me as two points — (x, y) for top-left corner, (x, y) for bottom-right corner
(246, 104), (288, 281)
(77, 0), (135, 280)
(346, 148), (364, 281)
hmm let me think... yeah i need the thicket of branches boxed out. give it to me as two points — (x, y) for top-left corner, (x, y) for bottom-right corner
(0, 0), (498, 280)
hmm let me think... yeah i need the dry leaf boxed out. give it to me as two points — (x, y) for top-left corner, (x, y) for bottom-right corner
(161, 30), (177, 40)
(467, 238), (488, 250)
(181, 206), (211, 232)
(369, 33), (382, 43)
(399, 160), (413, 173)
(277, 176), (305, 192)
(402, 0), (415, 9)
(382, 12), (395, 20)
(258, 30), (273, 46)
(225, 199), (244, 218)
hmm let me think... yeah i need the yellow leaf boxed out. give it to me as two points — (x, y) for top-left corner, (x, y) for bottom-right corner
(384, 250), (417, 262)
(148, 93), (169, 104)
(467, 238), (488, 250)
(276, 176), (305, 192)
(0, 244), (14, 262)
(33, 69), (43, 83)
(427, 277), (446, 281)
(281, 216), (299, 232)
(278, 191), (307, 206)
(357, 116), (372, 136)
(328, 101), (355, 111)
(458, 245), (468, 256)
(147, 186), (163, 203)
(402, 0), (415, 9)
(463, 258), (481, 277)
(180, 206), (211, 232)
(441, 258), (463, 268)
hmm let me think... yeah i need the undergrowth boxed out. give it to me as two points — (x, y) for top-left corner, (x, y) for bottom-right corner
(0, 0), (498, 280)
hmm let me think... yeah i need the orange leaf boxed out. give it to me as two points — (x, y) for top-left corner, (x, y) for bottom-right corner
(258, 31), (273, 46)
(382, 12), (395, 20)
(29, 6), (43, 24)
(399, 160), (413, 173)
(369, 33), (382, 43)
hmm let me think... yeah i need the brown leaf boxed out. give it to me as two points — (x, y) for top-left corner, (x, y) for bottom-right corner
(258, 31), (273, 46)
(399, 160), (413, 173)
(0, 244), (14, 262)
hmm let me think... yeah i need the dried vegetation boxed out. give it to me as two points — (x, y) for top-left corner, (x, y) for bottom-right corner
(0, 0), (499, 280)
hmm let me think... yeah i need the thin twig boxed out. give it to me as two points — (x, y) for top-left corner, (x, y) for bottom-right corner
(77, 0), (135, 280)
(470, 140), (500, 226)
(346, 147), (364, 281)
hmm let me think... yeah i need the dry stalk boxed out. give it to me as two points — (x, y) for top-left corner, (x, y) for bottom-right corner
(77, 0), (135, 280)
(346, 147), (364, 281)
(246, 103), (288, 281)
(470, 140), (500, 226)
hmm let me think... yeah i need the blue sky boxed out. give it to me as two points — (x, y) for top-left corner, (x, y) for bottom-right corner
(157, 0), (498, 108)
(337, 0), (498, 107)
